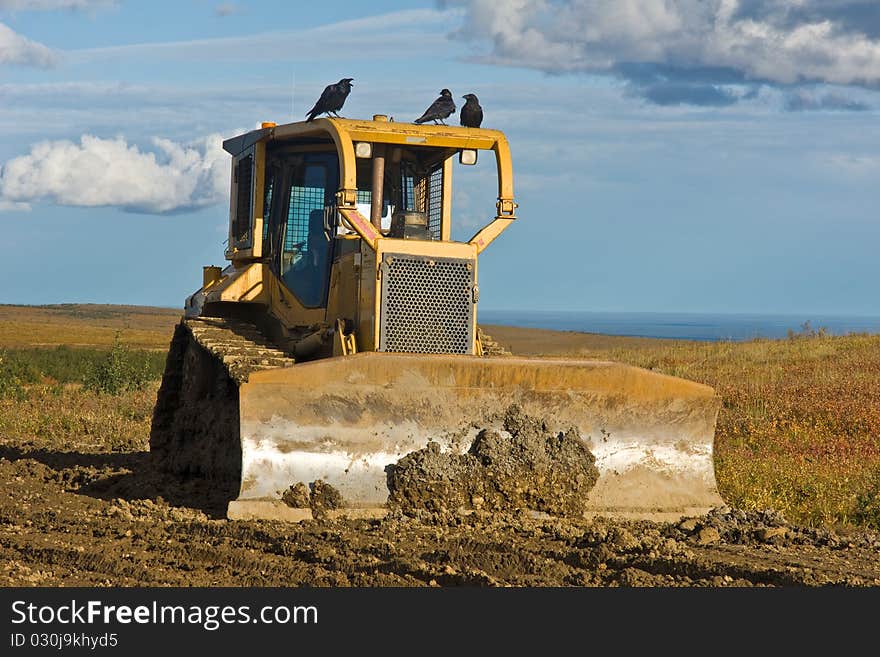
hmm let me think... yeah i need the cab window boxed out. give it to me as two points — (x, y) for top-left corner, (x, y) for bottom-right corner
(280, 163), (332, 308)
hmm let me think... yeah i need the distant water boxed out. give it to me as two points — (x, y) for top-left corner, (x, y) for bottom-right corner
(479, 310), (880, 342)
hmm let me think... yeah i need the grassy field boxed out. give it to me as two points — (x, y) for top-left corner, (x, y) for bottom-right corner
(0, 303), (179, 349)
(0, 305), (174, 451)
(1, 305), (878, 528)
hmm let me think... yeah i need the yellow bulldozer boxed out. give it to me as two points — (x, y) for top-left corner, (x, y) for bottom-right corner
(150, 114), (723, 521)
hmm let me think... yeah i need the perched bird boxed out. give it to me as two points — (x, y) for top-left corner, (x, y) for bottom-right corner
(414, 88), (455, 125)
(460, 93), (483, 128)
(305, 78), (354, 122)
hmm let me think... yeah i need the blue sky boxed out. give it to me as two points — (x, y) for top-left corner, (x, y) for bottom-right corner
(1, 0), (879, 315)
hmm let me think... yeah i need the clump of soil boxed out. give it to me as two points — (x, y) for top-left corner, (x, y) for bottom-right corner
(387, 405), (599, 517)
(282, 482), (310, 508)
(310, 479), (343, 518)
(281, 479), (344, 518)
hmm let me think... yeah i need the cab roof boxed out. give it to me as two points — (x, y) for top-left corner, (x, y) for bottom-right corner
(222, 116), (508, 157)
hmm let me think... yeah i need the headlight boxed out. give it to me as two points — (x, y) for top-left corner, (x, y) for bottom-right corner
(459, 149), (478, 165)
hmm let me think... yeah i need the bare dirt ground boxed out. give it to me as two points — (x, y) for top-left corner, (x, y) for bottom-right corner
(1, 448), (879, 586)
(2, 307), (879, 586)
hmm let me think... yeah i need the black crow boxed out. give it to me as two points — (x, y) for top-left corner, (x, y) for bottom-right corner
(414, 88), (455, 125)
(460, 93), (483, 128)
(305, 78), (354, 122)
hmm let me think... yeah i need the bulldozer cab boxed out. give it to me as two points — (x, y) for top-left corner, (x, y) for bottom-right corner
(213, 116), (520, 355)
(259, 142), (454, 309)
(223, 115), (517, 260)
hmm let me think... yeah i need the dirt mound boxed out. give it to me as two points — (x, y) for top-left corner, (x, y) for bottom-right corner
(387, 406), (599, 517)
(669, 506), (880, 550)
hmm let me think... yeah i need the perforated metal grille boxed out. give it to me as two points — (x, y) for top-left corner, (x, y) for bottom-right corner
(285, 176), (325, 253)
(380, 254), (474, 354)
(427, 166), (442, 239)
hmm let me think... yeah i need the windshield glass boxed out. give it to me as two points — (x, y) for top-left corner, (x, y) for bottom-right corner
(340, 145), (452, 241)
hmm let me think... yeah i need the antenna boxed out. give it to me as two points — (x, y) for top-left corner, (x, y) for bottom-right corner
(291, 72), (295, 120)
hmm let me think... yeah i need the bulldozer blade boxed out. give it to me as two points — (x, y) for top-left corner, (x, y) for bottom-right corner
(227, 353), (723, 521)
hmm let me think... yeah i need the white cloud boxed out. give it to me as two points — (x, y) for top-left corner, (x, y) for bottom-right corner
(0, 21), (56, 66)
(0, 133), (230, 214)
(449, 0), (880, 86)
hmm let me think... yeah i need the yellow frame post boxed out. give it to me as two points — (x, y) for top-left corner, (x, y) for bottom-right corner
(441, 156), (453, 241)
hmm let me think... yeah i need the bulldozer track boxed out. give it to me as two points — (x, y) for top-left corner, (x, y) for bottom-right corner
(185, 316), (506, 379)
(148, 317), (295, 488)
(184, 317), (296, 383)
(477, 327), (510, 356)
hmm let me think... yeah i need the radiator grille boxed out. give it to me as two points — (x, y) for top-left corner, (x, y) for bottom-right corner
(379, 254), (475, 354)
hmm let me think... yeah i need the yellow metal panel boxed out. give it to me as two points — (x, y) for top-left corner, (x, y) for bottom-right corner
(491, 132), (515, 203)
(332, 118), (502, 147)
(471, 252), (479, 353)
(325, 252), (360, 327)
(468, 217), (514, 254)
(207, 263), (330, 326)
(203, 266), (222, 288)
(206, 262), (268, 304)
(358, 245), (378, 351)
(270, 119), (358, 193)
(266, 268), (326, 327)
(375, 237), (477, 260)
(345, 131), (496, 150)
